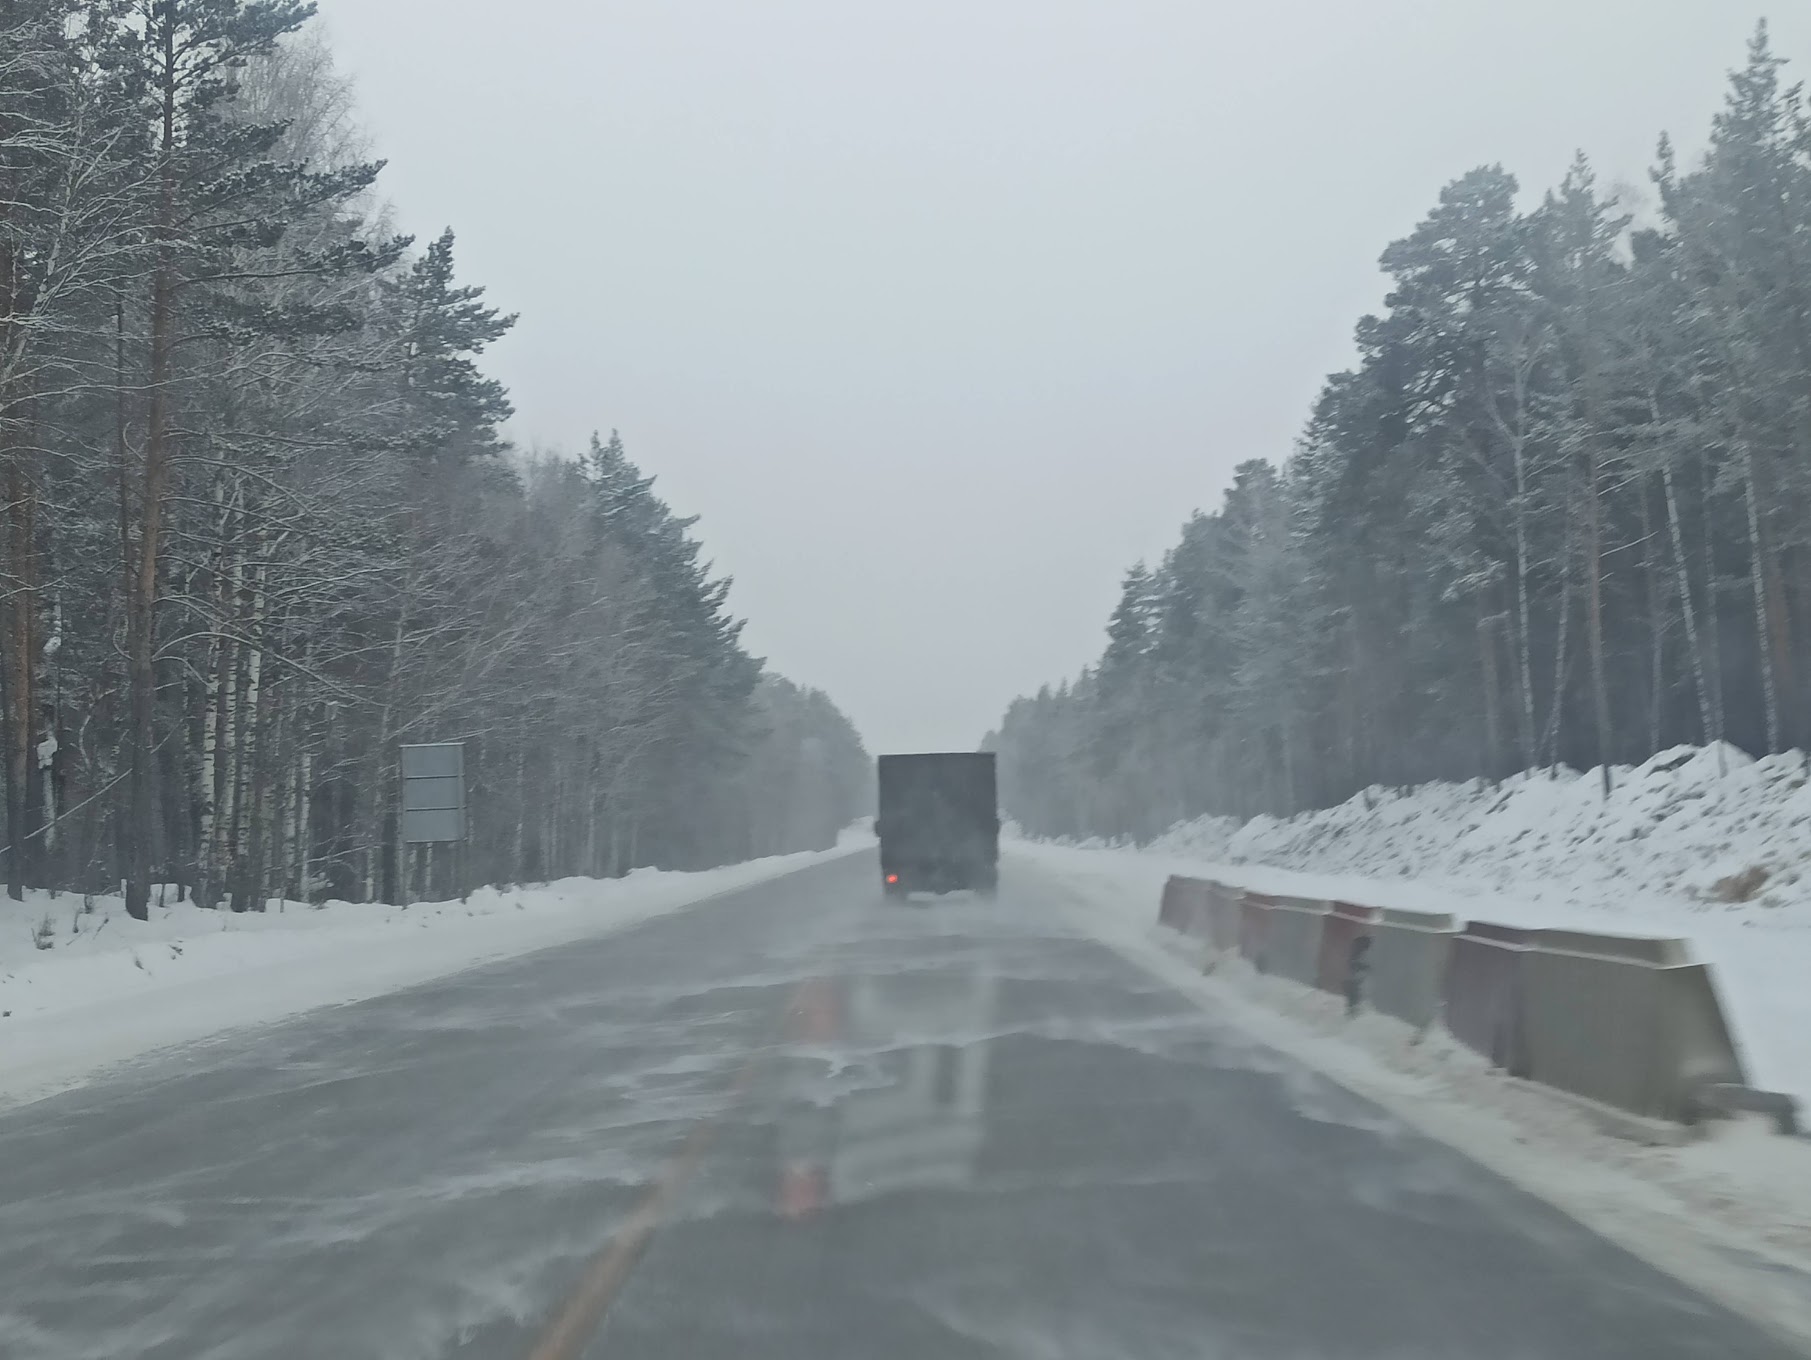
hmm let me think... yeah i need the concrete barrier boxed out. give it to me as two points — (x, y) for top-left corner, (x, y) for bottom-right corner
(1444, 922), (1532, 1074)
(1159, 877), (1210, 935)
(1158, 876), (1189, 930)
(1696, 1083), (1799, 1135)
(1660, 965), (1752, 1101)
(1205, 882), (1243, 953)
(1181, 879), (1219, 943)
(1520, 931), (1749, 1122)
(1158, 877), (1243, 962)
(1316, 901), (1381, 997)
(1532, 929), (1687, 966)
(1149, 882), (1785, 1131)
(1265, 895), (1329, 987)
(1239, 892), (1274, 971)
(1366, 908), (1457, 1032)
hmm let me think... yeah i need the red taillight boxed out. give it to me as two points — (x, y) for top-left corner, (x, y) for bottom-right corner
(886, 874), (899, 884)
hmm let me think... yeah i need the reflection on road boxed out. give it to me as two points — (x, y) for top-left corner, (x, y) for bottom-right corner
(774, 960), (996, 1219)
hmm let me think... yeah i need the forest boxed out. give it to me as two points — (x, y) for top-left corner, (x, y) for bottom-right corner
(995, 24), (1811, 842)
(0, 2), (869, 915)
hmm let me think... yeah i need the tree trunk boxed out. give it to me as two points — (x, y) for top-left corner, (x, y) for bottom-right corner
(290, 659), (312, 901)
(1738, 435), (1782, 752)
(230, 550), (267, 909)
(379, 762), (399, 904)
(39, 592), (58, 875)
(1661, 464), (1716, 749)
(1764, 550), (1796, 750)
(199, 542), (238, 909)
(3, 413), (36, 900)
(1696, 450), (1728, 767)
(1543, 523), (1573, 769)
(1583, 448), (1613, 794)
(195, 477), (234, 906)
(1511, 440), (1538, 769)
(1640, 483), (1664, 753)
(512, 744), (526, 882)
(239, 653), (274, 913)
(1478, 610), (1503, 779)
(261, 664), (287, 911)
(123, 20), (182, 922)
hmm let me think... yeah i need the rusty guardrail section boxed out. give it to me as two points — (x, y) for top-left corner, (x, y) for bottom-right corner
(1154, 875), (1792, 1133)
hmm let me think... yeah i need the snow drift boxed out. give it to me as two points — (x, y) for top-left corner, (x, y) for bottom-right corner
(1153, 743), (1809, 913)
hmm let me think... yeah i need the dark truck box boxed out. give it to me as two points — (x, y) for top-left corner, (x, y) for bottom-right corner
(875, 753), (999, 898)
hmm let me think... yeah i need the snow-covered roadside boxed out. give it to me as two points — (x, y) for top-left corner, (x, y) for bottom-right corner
(1032, 745), (1811, 1109)
(0, 839), (869, 1108)
(1009, 841), (1811, 1350)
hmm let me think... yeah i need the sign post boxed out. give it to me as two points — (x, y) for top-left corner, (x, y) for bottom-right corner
(400, 742), (466, 902)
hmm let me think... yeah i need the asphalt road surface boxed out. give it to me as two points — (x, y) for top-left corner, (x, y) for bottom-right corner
(0, 851), (1799, 1359)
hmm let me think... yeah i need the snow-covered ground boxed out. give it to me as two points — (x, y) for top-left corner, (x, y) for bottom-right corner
(1032, 743), (1811, 1108)
(1011, 839), (1811, 1348)
(0, 838), (868, 1108)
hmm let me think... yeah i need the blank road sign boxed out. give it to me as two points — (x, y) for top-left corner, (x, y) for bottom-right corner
(401, 742), (465, 843)
(407, 776), (463, 810)
(402, 807), (463, 844)
(402, 743), (463, 780)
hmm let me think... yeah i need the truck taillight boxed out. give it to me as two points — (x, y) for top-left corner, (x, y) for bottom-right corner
(886, 874), (899, 884)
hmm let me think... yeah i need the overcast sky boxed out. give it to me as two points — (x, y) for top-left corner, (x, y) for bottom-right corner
(312, 1), (1810, 755)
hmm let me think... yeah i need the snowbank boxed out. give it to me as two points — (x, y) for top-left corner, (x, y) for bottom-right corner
(1157, 743), (1811, 912)
(1020, 745), (1811, 1107)
(0, 842), (866, 1107)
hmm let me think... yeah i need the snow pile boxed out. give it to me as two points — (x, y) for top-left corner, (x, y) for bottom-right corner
(0, 844), (862, 1107)
(1019, 746), (1811, 1109)
(1157, 743), (1810, 912)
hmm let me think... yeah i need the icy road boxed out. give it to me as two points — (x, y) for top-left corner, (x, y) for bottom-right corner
(0, 853), (1796, 1358)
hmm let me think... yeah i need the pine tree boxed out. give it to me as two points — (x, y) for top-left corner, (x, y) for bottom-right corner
(92, 0), (395, 917)
(995, 30), (1811, 837)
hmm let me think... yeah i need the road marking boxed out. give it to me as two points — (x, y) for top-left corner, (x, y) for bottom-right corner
(522, 979), (819, 1360)
(521, 1104), (736, 1360)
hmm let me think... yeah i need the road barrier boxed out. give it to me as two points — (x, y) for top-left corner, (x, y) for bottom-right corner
(1203, 882), (1242, 953)
(1444, 922), (1532, 1075)
(1530, 929), (1686, 966)
(1160, 876), (1219, 947)
(1238, 892), (1273, 971)
(1150, 877), (1793, 1132)
(1519, 931), (1745, 1123)
(1366, 908), (1457, 1032)
(1158, 876), (1189, 930)
(1264, 895), (1329, 988)
(1181, 879), (1217, 942)
(1316, 901), (1380, 998)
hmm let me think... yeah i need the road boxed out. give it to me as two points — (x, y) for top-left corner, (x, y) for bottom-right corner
(0, 850), (1797, 1359)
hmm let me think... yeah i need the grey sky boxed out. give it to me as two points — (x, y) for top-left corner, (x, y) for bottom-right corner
(313, 1), (1809, 755)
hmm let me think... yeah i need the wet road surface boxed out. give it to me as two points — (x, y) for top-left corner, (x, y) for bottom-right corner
(0, 851), (1798, 1358)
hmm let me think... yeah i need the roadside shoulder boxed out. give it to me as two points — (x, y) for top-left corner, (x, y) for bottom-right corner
(0, 846), (866, 1110)
(1016, 847), (1811, 1353)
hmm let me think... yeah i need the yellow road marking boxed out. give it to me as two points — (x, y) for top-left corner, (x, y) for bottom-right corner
(522, 984), (809, 1360)
(521, 1108), (732, 1360)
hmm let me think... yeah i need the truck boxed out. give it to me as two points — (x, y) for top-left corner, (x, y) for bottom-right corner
(874, 752), (1000, 899)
